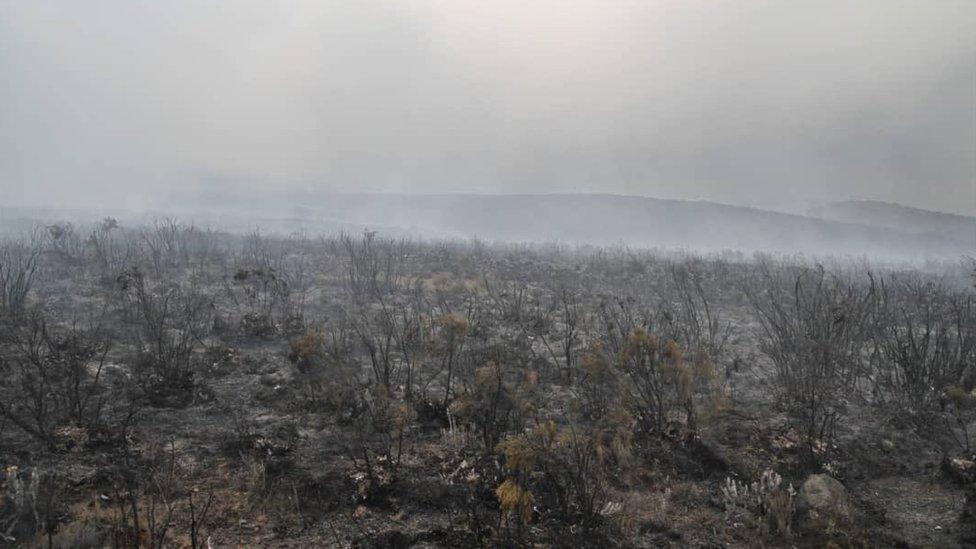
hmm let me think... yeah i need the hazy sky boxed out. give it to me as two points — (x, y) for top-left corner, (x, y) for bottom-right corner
(2, 1), (974, 214)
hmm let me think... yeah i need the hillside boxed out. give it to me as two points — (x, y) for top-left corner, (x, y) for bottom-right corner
(167, 191), (971, 261)
(807, 200), (975, 246)
(6, 193), (970, 262)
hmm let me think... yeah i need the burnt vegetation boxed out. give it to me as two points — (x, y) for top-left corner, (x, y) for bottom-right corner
(0, 219), (974, 547)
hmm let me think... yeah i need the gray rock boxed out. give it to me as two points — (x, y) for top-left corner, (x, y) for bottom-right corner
(796, 474), (852, 533)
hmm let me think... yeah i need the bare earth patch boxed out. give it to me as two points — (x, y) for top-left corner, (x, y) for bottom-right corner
(856, 477), (965, 548)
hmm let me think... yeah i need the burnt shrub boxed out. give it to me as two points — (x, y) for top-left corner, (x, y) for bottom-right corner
(452, 362), (537, 452)
(286, 327), (360, 415)
(612, 330), (722, 435)
(872, 275), (976, 412)
(122, 271), (210, 408)
(0, 466), (67, 545)
(748, 265), (875, 458)
(0, 237), (41, 315)
(0, 314), (115, 450)
(240, 311), (277, 340)
(346, 384), (418, 502)
(495, 415), (633, 532)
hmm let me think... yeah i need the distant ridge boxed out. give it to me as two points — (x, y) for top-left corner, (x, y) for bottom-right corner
(807, 200), (975, 246)
(159, 190), (972, 261)
(6, 192), (968, 262)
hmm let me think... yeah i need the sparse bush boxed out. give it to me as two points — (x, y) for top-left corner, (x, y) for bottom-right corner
(495, 415), (632, 531)
(287, 327), (360, 413)
(102, 439), (223, 548)
(231, 266), (288, 338)
(943, 385), (976, 453)
(661, 261), (734, 361)
(433, 313), (469, 407)
(87, 217), (130, 273)
(239, 311), (277, 339)
(577, 343), (620, 420)
(872, 276), (975, 411)
(535, 287), (585, 382)
(495, 477), (534, 524)
(121, 270), (210, 407)
(0, 466), (66, 546)
(340, 231), (406, 299)
(44, 223), (84, 266)
(198, 345), (239, 377)
(350, 303), (402, 390)
(748, 265), (875, 457)
(453, 362), (536, 451)
(0, 315), (113, 449)
(614, 330), (721, 434)
(138, 218), (200, 276)
(0, 237), (41, 314)
(346, 384), (418, 501)
(720, 468), (795, 539)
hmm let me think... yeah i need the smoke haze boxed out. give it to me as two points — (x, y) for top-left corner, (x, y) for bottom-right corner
(2, 1), (974, 215)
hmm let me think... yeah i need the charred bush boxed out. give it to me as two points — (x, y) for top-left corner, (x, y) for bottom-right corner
(872, 275), (976, 412)
(0, 314), (116, 450)
(121, 270), (210, 407)
(748, 264), (875, 459)
(0, 237), (41, 315)
(287, 327), (361, 415)
(452, 362), (537, 451)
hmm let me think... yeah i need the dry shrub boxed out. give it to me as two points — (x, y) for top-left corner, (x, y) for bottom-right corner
(122, 274), (210, 407)
(239, 312), (277, 339)
(944, 385), (976, 453)
(287, 327), (358, 413)
(615, 330), (724, 434)
(452, 361), (536, 450)
(611, 488), (673, 536)
(495, 478), (534, 524)
(720, 469), (795, 540)
(433, 313), (469, 406)
(346, 384), (418, 499)
(231, 266), (288, 338)
(0, 315), (115, 449)
(748, 265), (874, 456)
(1, 467), (66, 546)
(494, 417), (631, 529)
(578, 343), (619, 420)
(287, 328), (327, 372)
(0, 237), (41, 314)
(873, 276), (975, 412)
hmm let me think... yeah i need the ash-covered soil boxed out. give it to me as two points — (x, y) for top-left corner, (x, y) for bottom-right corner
(0, 222), (974, 547)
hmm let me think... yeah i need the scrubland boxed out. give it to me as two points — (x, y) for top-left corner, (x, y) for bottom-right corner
(1, 219), (974, 547)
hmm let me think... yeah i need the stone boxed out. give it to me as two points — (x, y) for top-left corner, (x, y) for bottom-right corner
(796, 474), (852, 533)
